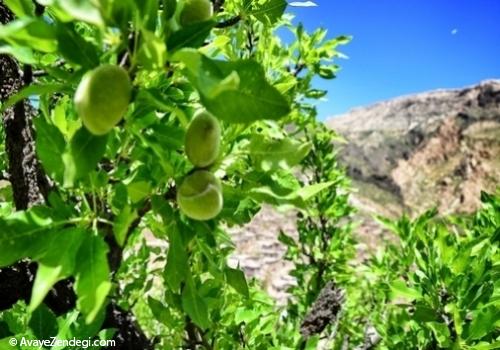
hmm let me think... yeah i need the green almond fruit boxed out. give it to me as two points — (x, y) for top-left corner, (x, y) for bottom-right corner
(177, 170), (223, 221)
(185, 110), (221, 168)
(180, 0), (213, 26)
(74, 64), (132, 136)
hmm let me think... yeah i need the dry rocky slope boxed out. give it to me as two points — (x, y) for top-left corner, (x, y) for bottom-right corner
(230, 80), (500, 297)
(327, 80), (500, 242)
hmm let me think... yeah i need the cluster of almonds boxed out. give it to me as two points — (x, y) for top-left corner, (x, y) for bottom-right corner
(73, 66), (223, 221)
(73, 0), (215, 135)
(176, 111), (224, 220)
(73, 0), (220, 220)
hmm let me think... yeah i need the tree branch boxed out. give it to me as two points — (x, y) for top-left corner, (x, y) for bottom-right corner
(293, 63), (306, 77)
(105, 184), (176, 272)
(300, 281), (344, 338)
(185, 317), (213, 350)
(215, 15), (241, 29)
(102, 302), (154, 350)
(211, 0), (225, 13)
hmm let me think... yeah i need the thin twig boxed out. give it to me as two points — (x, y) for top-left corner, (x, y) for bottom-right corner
(215, 15), (241, 28)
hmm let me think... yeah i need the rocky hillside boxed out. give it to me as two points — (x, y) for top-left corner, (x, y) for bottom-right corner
(230, 80), (500, 297)
(328, 80), (500, 221)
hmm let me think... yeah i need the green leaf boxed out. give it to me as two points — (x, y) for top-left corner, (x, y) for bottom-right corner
(451, 246), (472, 274)
(470, 342), (500, 350)
(56, 0), (104, 26)
(203, 61), (290, 123)
(249, 135), (311, 171)
(304, 336), (320, 350)
(182, 278), (210, 329)
(295, 181), (337, 201)
(318, 66), (337, 79)
(220, 185), (259, 225)
(389, 279), (422, 301)
(33, 117), (66, 182)
(0, 337), (19, 349)
(278, 231), (297, 247)
(167, 20), (215, 52)
(413, 304), (438, 322)
(428, 322), (451, 348)
(74, 233), (112, 324)
(48, 192), (76, 219)
(63, 308), (106, 340)
(126, 181), (151, 203)
(0, 45), (36, 64)
(98, 0), (135, 28)
(0, 18), (58, 53)
(133, 0), (158, 31)
(234, 307), (259, 324)
(164, 230), (188, 291)
(137, 30), (167, 70)
(173, 50), (290, 123)
(142, 123), (185, 151)
(4, 0), (35, 17)
(0, 206), (59, 267)
(29, 228), (86, 312)
(445, 302), (463, 336)
(250, 0), (287, 24)
(55, 23), (99, 68)
(113, 204), (138, 247)
(28, 304), (58, 340)
(225, 267), (249, 298)
(249, 180), (335, 208)
(147, 297), (173, 326)
(305, 89), (327, 99)
(1, 83), (67, 112)
(162, 0), (176, 19)
(63, 127), (108, 187)
(467, 306), (499, 340)
(1, 301), (28, 334)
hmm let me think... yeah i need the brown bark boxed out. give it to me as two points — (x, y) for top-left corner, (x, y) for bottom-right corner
(0, 4), (49, 210)
(0, 3), (152, 349)
(300, 281), (344, 338)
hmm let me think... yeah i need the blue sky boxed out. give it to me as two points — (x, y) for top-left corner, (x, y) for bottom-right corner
(286, 0), (500, 119)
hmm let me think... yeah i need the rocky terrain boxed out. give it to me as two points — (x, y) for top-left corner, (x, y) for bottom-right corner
(230, 80), (500, 296)
(328, 80), (500, 247)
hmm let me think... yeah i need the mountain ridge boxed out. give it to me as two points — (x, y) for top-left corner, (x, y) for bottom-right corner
(327, 79), (500, 219)
(330, 79), (500, 120)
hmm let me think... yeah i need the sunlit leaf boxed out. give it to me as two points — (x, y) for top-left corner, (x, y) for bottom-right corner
(29, 228), (86, 311)
(74, 233), (112, 324)
(182, 278), (210, 329)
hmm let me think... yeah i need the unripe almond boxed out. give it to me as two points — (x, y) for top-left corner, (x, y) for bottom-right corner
(185, 110), (221, 168)
(180, 0), (213, 26)
(74, 64), (132, 135)
(177, 170), (223, 221)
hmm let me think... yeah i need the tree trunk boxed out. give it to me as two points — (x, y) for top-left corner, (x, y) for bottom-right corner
(0, 3), (152, 349)
(0, 3), (49, 210)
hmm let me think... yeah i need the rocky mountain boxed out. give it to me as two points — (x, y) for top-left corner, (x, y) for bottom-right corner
(327, 80), (500, 238)
(230, 80), (500, 297)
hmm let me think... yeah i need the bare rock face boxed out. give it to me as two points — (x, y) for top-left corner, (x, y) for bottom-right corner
(328, 80), (500, 249)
